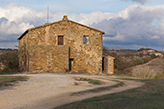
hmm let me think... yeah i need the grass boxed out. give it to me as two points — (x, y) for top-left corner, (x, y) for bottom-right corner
(75, 78), (103, 85)
(71, 80), (124, 96)
(0, 76), (28, 86)
(56, 79), (164, 109)
(0, 72), (19, 74)
(114, 77), (137, 80)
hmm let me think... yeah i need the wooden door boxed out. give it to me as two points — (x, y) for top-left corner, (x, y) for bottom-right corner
(58, 36), (64, 45)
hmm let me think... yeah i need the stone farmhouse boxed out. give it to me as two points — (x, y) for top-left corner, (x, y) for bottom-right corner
(18, 16), (114, 74)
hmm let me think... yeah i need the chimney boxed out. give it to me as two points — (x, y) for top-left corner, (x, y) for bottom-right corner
(62, 15), (68, 20)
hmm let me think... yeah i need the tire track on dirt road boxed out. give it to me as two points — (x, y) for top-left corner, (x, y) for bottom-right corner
(0, 74), (144, 109)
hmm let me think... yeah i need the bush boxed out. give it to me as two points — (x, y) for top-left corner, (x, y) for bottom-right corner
(124, 53), (134, 58)
(117, 60), (132, 70)
(132, 58), (144, 66)
(0, 50), (19, 72)
(115, 69), (132, 75)
(138, 48), (145, 51)
(151, 54), (157, 59)
(142, 57), (151, 63)
(103, 46), (158, 75)
(139, 53), (144, 57)
(132, 66), (163, 79)
(130, 53), (134, 58)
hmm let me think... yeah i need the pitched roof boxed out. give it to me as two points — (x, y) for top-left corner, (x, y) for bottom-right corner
(18, 15), (105, 40)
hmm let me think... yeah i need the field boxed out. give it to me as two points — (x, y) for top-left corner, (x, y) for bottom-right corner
(56, 78), (164, 109)
(56, 58), (164, 109)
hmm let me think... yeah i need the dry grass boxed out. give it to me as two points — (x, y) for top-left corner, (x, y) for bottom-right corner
(0, 51), (19, 72)
(147, 58), (164, 71)
(132, 66), (163, 79)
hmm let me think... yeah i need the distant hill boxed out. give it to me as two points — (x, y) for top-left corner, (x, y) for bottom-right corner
(109, 47), (127, 50)
(0, 48), (18, 54)
(160, 51), (164, 54)
(104, 47), (164, 55)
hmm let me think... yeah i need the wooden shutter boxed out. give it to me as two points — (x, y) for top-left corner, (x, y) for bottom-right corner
(58, 36), (64, 45)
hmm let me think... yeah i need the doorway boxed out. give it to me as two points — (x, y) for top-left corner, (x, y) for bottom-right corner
(102, 57), (107, 73)
(69, 58), (74, 71)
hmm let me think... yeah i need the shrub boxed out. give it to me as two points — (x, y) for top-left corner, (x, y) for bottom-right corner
(132, 58), (144, 66)
(147, 52), (150, 56)
(103, 46), (158, 75)
(103, 46), (111, 55)
(124, 53), (134, 58)
(117, 60), (132, 70)
(138, 48), (145, 51)
(132, 66), (163, 79)
(0, 50), (19, 72)
(151, 54), (157, 59)
(139, 53), (144, 57)
(142, 57), (151, 63)
(130, 53), (134, 58)
(115, 69), (132, 75)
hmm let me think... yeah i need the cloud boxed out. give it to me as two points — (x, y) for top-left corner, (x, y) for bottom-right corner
(92, 5), (164, 50)
(1, 3), (164, 50)
(121, 0), (150, 5)
(151, 36), (160, 39)
(0, 3), (116, 48)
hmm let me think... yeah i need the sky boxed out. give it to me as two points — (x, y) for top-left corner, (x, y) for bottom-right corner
(0, 0), (164, 50)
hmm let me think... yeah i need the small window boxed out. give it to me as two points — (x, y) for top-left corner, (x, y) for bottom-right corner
(83, 35), (89, 44)
(58, 35), (64, 45)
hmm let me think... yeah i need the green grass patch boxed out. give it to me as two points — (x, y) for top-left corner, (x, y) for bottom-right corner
(75, 78), (103, 85)
(0, 76), (28, 86)
(56, 79), (164, 109)
(0, 72), (19, 74)
(114, 77), (137, 80)
(71, 79), (124, 96)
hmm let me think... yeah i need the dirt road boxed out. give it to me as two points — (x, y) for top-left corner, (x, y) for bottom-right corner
(0, 74), (144, 109)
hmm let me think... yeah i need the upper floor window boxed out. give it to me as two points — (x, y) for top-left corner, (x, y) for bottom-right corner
(83, 35), (89, 44)
(58, 35), (64, 45)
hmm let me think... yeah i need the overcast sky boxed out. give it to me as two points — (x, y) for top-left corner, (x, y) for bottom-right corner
(0, 0), (164, 50)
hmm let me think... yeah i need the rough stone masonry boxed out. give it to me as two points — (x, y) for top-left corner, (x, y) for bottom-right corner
(18, 15), (114, 74)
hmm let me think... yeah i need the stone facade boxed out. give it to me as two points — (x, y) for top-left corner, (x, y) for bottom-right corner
(18, 16), (106, 74)
(28, 45), (69, 72)
(102, 55), (115, 74)
(107, 56), (115, 74)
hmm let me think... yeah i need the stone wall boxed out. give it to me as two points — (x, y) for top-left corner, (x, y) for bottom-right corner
(28, 45), (69, 72)
(19, 16), (104, 74)
(107, 56), (115, 74)
(102, 55), (114, 74)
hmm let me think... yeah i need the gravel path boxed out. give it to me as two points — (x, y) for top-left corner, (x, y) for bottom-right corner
(0, 74), (144, 109)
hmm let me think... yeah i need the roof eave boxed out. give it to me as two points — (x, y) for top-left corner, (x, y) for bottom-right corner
(18, 18), (105, 40)
(69, 20), (105, 34)
(17, 30), (29, 40)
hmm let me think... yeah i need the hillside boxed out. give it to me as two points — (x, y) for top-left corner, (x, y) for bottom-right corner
(0, 48), (18, 54)
(103, 47), (163, 75)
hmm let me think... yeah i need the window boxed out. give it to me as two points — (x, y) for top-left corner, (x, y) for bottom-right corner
(58, 35), (64, 45)
(83, 35), (89, 44)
